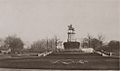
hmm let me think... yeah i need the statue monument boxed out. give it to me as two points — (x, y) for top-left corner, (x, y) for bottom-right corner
(63, 24), (80, 50)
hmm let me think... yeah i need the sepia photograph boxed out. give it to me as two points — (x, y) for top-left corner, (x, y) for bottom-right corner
(0, 0), (119, 71)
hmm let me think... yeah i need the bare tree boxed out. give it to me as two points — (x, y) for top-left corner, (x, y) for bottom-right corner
(81, 34), (93, 48)
(30, 36), (58, 52)
(81, 34), (105, 51)
(87, 34), (93, 48)
(97, 34), (105, 42)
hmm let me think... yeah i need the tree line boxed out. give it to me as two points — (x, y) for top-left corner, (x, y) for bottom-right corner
(81, 34), (119, 56)
(0, 35), (119, 56)
(0, 35), (58, 54)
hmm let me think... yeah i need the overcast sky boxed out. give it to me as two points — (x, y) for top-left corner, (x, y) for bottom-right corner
(0, 0), (119, 43)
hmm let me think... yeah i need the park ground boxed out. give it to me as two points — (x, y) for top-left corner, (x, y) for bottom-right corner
(0, 52), (119, 70)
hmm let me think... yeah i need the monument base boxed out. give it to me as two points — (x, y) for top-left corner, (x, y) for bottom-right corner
(63, 42), (80, 50)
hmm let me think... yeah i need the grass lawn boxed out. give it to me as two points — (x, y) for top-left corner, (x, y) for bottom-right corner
(0, 53), (119, 70)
